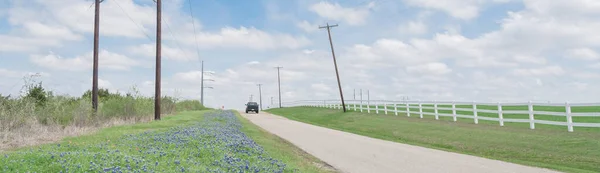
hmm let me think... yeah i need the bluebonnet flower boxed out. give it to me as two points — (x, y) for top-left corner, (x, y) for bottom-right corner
(1, 110), (289, 172)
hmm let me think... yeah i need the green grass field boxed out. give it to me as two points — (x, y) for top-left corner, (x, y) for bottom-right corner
(1, 110), (334, 172)
(267, 107), (600, 173)
(326, 103), (600, 132)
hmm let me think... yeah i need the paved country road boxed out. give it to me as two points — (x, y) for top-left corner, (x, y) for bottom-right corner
(240, 111), (561, 173)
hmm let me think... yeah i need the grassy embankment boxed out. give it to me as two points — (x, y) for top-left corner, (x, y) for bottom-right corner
(0, 81), (207, 150)
(1, 110), (335, 172)
(267, 107), (600, 173)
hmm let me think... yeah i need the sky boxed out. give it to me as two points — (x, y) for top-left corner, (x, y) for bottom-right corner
(1, 0), (600, 110)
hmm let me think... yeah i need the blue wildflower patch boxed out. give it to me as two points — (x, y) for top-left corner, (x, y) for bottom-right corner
(0, 111), (292, 172)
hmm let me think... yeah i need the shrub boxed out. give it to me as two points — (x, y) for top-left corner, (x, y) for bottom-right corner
(24, 82), (48, 107)
(1, 84), (208, 149)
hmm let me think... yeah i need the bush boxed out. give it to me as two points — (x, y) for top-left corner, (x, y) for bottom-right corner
(24, 82), (48, 107)
(176, 100), (206, 112)
(1, 84), (208, 135)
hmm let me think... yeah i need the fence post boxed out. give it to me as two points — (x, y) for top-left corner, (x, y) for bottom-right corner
(376, 101), (379, 114)
(360, 100), (363, 112)
(472, 101), (478, 124)
(394, 103), (398, 116)
(566, 102), (573, 132)
(528, 101), (535, 129)
(452, 101), (457, 122)
(434, 100), (439, 120)
(418, 100), (423, 118)
(354, 101), (357, 111)
(367, 100), (371, 114)
(406, 102), (410, 117)
(498, 102), (504, 126)
(384, 103), (388, 115)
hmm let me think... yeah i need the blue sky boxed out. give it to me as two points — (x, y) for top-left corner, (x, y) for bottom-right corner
(1, 0), (600, 109)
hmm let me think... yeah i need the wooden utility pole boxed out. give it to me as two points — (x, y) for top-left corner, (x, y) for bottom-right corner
(275, 66), (283, 108)
(154, 0), (162, 120)
(319, 23), (346, 112)
(92, 0), (102, 112)
(257, 84), (263, 111)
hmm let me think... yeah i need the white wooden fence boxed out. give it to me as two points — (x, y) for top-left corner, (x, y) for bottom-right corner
(283, 100), (600, 132)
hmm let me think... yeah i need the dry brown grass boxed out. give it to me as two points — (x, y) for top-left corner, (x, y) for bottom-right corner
(0, 116), (154, 151)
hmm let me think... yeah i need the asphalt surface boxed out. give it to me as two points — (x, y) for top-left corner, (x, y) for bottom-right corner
(241, 111), (562, 173)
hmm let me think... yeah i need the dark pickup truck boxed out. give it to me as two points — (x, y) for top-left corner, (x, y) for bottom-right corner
(245, 102), (259, 114)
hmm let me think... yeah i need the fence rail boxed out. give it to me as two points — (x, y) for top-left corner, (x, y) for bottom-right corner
(282, 100), (600, 132)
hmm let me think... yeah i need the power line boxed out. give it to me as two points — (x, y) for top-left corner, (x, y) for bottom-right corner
(187, 0), (201, 61)
(187, 0), (205, 104)
(162, 17), (190, 61)
(113, 0), (154, 41)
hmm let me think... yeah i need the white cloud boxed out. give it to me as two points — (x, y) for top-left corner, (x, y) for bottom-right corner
(565, 48), (599, 61)
(30, 50), (140, 71)
(572, 71), (600, 79)
(24, 0), (156, 38)
(22, 22), (82, 41)
(130, 43), (196, 62)
(0, 69), (23, 78)
(309, 2), (372, 25)
(311, 83), (332, 92)
(302, 49), (316, 54)
(512, 66), (565, 76)
(0, 69), (50, 78)
(0, 35), (62, 52)
(513, 55), (547, 64)
(98, 78), (112, 88)
(296, 20), (318, 33)
(406, 62), (452, 75)
(402, 0), (482, 20)
(173, 70), (216, 84)
(176, 27), (311, 50)
(399, 21), (428, 35)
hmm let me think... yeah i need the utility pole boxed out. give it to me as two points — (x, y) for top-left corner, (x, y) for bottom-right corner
(91, 0), (103, 113)
(200, 60), (204, 105)
(319, 23), (346, 112)
(360, 89), (363, 104)
(154, 0), (162, 120)
(354, 89), (356, 100)
(249, 94), (253, 102)
(275, 66), (283, 108)
(257, 84), (263, 111)
(367, 90), (370, 104)
(271, 97), (274, 106)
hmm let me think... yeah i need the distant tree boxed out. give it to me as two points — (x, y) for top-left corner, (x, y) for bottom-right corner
(25, 82), (48, 107)
(81, 88), (122, 101)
